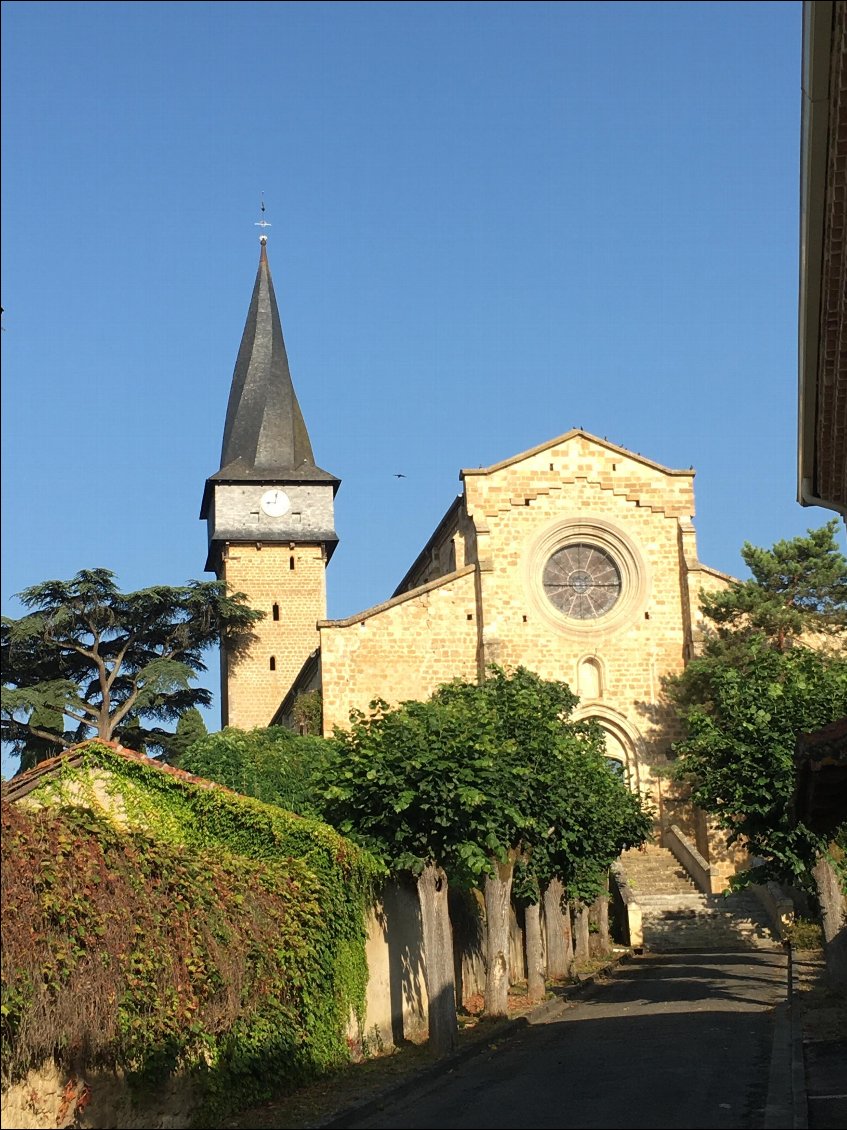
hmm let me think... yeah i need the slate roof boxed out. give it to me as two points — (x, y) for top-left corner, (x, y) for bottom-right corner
(798, 1), (847, 518)
(211, 241), (337, 486)
(459, 428), (695, 480)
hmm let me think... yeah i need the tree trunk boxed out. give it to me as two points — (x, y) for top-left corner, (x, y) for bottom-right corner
(524, 901), (546, 1003)
(588, 899), (601, 957)
(484, 853), (515, 1017)
(416, 863), (458, 1056)
(591, 877), (611, 957)
(543, 878), (574, 981)
(811, 852), (847, 994)
(574, 901), (591, 963)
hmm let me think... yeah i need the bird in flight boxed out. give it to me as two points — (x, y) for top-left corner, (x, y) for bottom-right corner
(393, 473), (407, 478)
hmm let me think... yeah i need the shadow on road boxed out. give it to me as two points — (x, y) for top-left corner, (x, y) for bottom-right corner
(336, 951), (786, 1130)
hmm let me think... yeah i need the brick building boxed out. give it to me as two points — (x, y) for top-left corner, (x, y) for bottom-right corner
(201, 236), (737, 829)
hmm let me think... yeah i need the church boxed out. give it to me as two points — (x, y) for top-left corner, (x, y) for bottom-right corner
(201, 237), (732, 811)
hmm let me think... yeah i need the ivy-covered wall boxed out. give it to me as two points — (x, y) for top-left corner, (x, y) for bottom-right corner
(1, 742), (382, 1125)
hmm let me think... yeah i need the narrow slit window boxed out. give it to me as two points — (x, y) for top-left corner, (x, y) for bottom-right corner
(290, 556), (295, 570)
(272, 603), (280, 621)
(269, 656), (276, 671)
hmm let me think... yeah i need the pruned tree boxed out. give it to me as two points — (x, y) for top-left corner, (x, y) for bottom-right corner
(430, 667), (587, 1016)
(1, 568), (262, 770)
(511, 720), (653, 995)
(542, 877), (574, 982)
(322, 665), (652, 1042)
(320, 692), (497, 1056)
(436, 668), (651, 1014)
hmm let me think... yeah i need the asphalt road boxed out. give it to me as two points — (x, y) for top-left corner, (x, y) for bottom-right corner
(341, 950), (788, 1130)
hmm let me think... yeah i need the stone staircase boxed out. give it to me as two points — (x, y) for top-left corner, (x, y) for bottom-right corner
(619, 844), (779, 952)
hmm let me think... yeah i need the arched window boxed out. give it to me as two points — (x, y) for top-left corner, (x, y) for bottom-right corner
(269, 656), (276, 671)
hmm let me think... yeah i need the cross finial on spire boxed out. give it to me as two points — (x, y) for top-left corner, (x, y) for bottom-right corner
(255, 194), (271, 243)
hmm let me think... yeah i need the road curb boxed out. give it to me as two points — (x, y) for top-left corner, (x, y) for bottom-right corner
(764, 945), (808, 1130)
(788, 946), (810, 1130)
(316, 952), (633, 1130)
(765, 999), (793, 1130)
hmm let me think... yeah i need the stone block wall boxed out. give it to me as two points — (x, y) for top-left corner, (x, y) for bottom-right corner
(461, 433), (698, 804)
(319, 567), (480, 734)
(396, 498), (480, 593)
(220, 542), (327, 729)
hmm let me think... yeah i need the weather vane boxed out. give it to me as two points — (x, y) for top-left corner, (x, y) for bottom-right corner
(255, 195), (272, 243)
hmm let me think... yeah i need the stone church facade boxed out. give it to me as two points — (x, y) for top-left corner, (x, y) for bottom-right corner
(203, 240), (732, 819)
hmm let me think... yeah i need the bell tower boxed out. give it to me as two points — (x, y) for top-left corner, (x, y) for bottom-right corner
(201, 234), (339, 729)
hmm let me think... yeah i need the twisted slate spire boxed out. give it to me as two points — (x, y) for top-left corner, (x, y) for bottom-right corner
(215, 241), (335, 482)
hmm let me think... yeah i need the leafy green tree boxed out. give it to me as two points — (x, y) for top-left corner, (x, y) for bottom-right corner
(164, 707), (209, 765)
(13, 703), (66, 767)
(670, 643), (846, 877)
(180, 725), (333, 817)
(668, 523), (847, 985)
(291, 690), (323, 736)
(1, 569), (262, 770)
(698, 518), (846, 650)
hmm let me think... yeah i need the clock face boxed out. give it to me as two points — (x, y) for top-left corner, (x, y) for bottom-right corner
(260, 489), (291, 517)
(542, 543), (622, 620)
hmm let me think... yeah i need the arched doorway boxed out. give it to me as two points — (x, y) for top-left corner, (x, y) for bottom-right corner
(601, 727), (629, 779)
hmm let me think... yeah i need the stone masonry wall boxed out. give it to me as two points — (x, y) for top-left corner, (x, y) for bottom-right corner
(462, 433), (698, 805)
(319, 567), (480, 734)
(397, 502), (479, 593)
(220, 542), (326, 730)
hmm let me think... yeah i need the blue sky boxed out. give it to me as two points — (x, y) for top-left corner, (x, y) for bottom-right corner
(2, 1), (841, 767)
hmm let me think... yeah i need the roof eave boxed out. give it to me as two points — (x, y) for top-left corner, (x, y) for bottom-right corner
(200, 469), (341, 519)
(392, 495), (464, 596)
(798, 1), (834, 510)
(459, 428), (695, 480)
(204, 533), (339, 574)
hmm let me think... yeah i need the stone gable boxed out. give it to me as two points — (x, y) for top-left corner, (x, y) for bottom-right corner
(312, 430), (729, 813)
